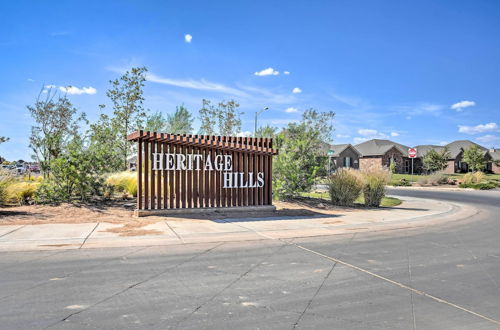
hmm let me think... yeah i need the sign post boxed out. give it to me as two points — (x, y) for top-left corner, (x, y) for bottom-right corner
(408, 148), (417, 176)
(327, 149), (334, 173)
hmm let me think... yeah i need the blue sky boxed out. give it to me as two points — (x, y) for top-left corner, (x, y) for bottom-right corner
(1, 0), (500, 161)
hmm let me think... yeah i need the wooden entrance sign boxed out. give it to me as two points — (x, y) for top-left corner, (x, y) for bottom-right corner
(127, 130), (279, 216)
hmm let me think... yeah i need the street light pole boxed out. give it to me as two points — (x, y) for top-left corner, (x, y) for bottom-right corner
(254, 107), (269, 137)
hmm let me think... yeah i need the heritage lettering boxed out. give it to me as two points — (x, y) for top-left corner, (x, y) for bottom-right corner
(151, 152), (264, 188)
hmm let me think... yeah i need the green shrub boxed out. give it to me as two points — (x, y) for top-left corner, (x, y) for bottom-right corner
(327, 169), (363, 206)
(6, 182), (40, 205)
(393, 178), (412, 187)
(105, 171), (137, 197)
(362, 168), (391, 207)
(459, 182), (496, 190)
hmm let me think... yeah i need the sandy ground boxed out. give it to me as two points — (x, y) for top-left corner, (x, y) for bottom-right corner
(0, 198), (363, 236)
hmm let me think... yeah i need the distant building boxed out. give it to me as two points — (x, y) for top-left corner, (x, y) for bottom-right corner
(324, 139), (498, 174)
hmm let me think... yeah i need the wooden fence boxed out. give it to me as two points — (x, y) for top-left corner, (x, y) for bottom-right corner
(127, 130), (278, 212)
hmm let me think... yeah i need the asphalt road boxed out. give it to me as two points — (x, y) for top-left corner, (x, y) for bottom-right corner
(1, 189), (500, 329)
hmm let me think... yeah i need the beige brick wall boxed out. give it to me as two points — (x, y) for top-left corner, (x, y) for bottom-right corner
(359, 157), (383, 171)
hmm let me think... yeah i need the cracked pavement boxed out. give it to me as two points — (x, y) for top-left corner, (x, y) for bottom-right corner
(1, 189), (500, 329)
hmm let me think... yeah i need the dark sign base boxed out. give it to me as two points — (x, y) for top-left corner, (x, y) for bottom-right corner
(134, 205), (276, 217)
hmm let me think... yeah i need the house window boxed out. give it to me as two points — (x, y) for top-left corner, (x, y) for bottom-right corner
(344, 157), (351, 168)
(404, 160), (410, 173)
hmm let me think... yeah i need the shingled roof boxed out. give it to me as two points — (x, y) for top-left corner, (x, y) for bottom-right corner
(444, 140), (487, 158)
(327, 144), (361, 157)
(354, 139), (410, 157)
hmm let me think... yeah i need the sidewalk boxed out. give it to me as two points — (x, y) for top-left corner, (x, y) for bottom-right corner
(0, 197), (476, 252)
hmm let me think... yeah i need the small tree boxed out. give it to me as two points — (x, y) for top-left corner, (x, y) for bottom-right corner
(423, 148), (450, 173)
(106, 67), (148, 169)
(198, 99), (242, 136)
(255, 125), (278, 138)
(273, 109), (335, 198)
(167, 105), (193, 134)
(462, 145), (485, 171)
(28, 88), (83, 177)
(144, 111), (168, 133)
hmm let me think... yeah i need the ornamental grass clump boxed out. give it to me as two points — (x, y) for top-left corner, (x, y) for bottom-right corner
(0, 168), (14, 206)
(105, 171), (137, 197)
(327, 168), (364, 206)
(362, 168), (391, 207)
(6, 181), (40, 205)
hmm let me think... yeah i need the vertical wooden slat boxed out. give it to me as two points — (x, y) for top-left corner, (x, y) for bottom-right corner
(253, 138), (259, 205)
(232, 137), (238, 206)
(221, 137), (226, 208)
(215, 136), (221, 208)
(242, 137), (248, 206)
(144, 140), (149, 209)
(263, 138), (269, 205)
(268, 139), (273, 205)
(175, 144), (180, 208)
(187, 143), (192, 208)
(150, 139), (156, 209)
(137, 135), (143, 210)
(162, 137), (168, 208)
(199, 144), (205, 208)
(210, 137), (216, 207)
(259, 139), (264, 205)
(169, 142), (175, 209)
(156, 140), (162, 210)
(193, 136), (198, 208)
(204, 138), (210, 208)
(248, 146), (254, 206)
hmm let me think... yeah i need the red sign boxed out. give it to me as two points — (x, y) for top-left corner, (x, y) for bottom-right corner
(408, 148), (417, 158)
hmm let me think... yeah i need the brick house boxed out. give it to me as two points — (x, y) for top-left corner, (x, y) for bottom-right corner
(413, 140), (493, 174)
(327, 144), (361, 172)
(354, 139), (412, 174)
(490, 149), (500, 173)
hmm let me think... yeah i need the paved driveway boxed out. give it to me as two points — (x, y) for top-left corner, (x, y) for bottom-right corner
(1, 190), (499, 329)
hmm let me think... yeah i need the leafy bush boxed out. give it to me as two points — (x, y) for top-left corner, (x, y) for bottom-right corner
(6, 182), (40, 205)
(327, 169), (363, 206)
(105, 171), (137, 197)
(362, 168), (391, 207)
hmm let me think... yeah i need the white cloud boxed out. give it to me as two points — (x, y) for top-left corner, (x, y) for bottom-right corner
(45, 84), (57, 89)
(285, 107), (298, 113)
(147, 73), (249, 97)
(292, 87), (302, 94)
(336, 134), (350, 138)
(237, 131), (253, 137)
(284, 71), (290, 75)
(27, 78), (35, 82)
(254, 68), (279, 76)
(354, 128), (390, 143)
(458, 122), (498, 134)
(451, 100), (475, 111)
(59, 86), (97, 95)
(439, 141), (449, 146)
(358, 129), (381, 137)
(353, 137), (369, 144)
(390, 132), (399, 137)
(184, 34), (192, 43)
(476, 135), (500, 144)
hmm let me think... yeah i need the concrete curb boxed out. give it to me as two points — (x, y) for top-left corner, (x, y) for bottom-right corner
(0, 196), (477, 252)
